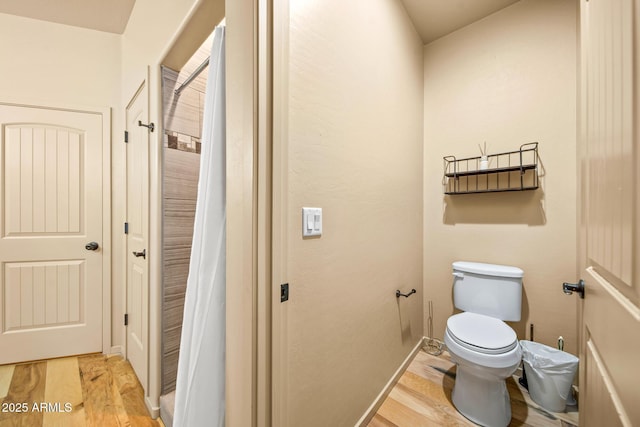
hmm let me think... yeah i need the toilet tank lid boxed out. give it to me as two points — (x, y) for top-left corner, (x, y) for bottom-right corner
(453, 261), (523, 278)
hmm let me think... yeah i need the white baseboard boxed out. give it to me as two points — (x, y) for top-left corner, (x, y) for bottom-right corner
(355, 338), (423, 426)
(146, 396), (160, 419)
(109, 345), (124, 357)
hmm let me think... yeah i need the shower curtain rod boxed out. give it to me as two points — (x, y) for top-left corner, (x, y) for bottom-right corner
(174, 56), (210, 95)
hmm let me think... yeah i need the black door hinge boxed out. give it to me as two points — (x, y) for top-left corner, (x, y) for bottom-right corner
(124, 130), (129, 143)
(124, 313), (129, 326)
(124, 222), (129, 234)
(280, 283), (289, 302)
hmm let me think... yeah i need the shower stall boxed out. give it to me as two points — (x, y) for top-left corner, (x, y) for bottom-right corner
(159, 31), (213, 425)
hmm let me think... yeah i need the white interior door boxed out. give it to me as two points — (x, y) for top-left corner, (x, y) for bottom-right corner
(126, 82), (150, 389)
(0, 104), (104, 364)
(578, 0), (639, 425)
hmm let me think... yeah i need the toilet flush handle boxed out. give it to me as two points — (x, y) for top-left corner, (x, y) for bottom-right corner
(452, 272), (464, 279)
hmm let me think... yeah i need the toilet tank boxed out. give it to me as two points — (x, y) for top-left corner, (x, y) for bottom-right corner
(452, 261), (523, 321)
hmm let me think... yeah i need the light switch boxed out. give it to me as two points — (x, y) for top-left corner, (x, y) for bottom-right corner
(302, 207), (322, 237)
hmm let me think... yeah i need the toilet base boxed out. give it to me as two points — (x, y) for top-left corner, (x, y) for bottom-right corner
(451, 364), (512, 427)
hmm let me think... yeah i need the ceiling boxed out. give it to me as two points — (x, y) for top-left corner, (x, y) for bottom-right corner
(400, 0), (521, 44)
(0, 0), (136, 34)
(0, 0), (519, 41)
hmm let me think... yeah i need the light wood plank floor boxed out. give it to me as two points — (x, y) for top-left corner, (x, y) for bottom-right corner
(0, 354), (162, 427)
(368, 350), (579, 427)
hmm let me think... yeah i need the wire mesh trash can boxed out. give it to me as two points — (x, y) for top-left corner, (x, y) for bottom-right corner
(520, 340), (579, 412)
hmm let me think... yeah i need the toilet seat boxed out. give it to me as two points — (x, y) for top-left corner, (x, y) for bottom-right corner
(446, 312), (517, 355)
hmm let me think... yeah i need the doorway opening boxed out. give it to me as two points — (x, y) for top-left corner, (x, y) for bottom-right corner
(158, 17), (224, 426)
(160, 28), (211, 399)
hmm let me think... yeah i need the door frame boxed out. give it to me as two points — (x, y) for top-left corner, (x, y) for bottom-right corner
(150, 0), (272, 423)
(0, 98), (112, 358)
(138, 0), (273, 422)
(152, 0), (272, 424)
(138, 0), (230, 416)
(271, 0), (289, 425)
(155, 5), (224, 413)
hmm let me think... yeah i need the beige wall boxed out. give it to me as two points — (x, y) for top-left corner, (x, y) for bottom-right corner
(283, 0), (424, 425)
(121, 0), (202, 98)
(0, 12), (122, 348)
(0, 13), (121, 107)
(423, 0), (578, 354)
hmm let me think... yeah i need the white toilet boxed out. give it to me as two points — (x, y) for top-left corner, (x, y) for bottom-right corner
(444, 261), (523, 427)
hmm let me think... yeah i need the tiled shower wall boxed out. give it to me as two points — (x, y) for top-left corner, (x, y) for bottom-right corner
(160, 39), (210, 394)
(162, 60), (207, 153)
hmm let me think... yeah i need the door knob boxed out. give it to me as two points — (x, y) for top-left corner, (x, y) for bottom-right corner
(563, 280), (585, 299)
(85, 241), (99, 251)
(132, 249), (146, 259)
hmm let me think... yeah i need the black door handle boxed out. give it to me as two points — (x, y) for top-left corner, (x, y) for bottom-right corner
(563, 280), (585, 299)
(132, 249), (146, 259)
(85, 241), (99, 251)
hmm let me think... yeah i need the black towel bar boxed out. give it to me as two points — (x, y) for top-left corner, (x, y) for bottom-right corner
(396, 289), (417, 298)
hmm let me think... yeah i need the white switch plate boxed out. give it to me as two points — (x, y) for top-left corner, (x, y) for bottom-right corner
(302, 207), (322, 237)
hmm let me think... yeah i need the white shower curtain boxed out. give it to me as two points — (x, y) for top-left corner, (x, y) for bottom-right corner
(173, 25), (226, 427)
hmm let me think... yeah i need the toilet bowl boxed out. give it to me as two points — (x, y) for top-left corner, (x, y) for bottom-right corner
(446, 261), (524, 427)
(445, 312), (522, 426)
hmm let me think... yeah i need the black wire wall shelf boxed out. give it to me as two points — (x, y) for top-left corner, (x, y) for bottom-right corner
(443, 142), (539, 195)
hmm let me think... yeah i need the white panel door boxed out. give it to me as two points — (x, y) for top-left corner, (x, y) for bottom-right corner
(0, 104), (103, 364)
(579, 0), (639, 425)
(125, 82), (150, 390)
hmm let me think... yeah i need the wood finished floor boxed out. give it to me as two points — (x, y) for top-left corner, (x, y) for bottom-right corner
(368, 350), (579, 427)
(0, 354), (162, 427)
